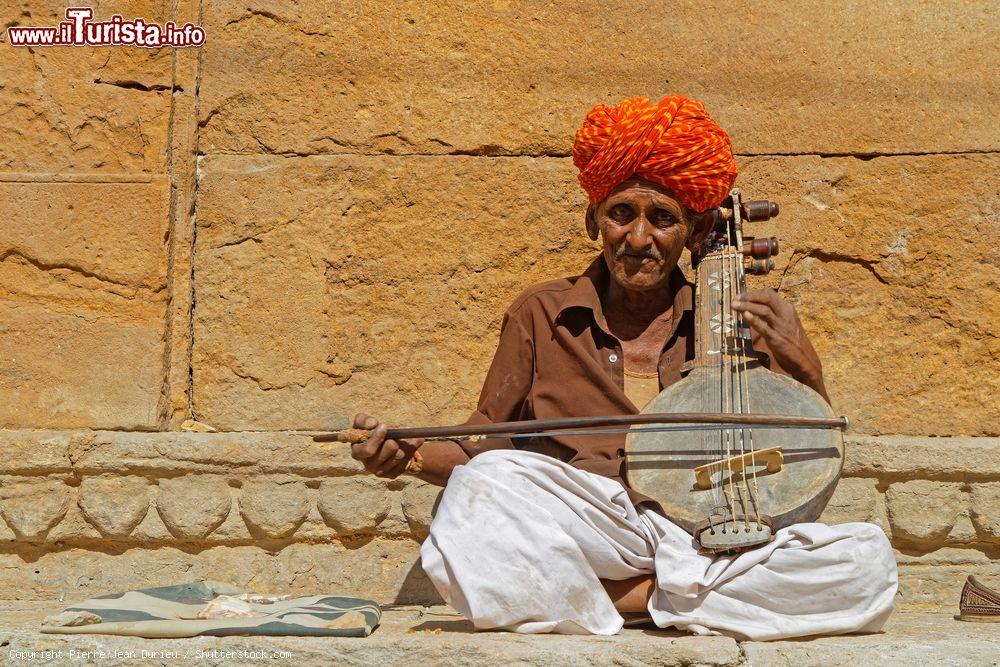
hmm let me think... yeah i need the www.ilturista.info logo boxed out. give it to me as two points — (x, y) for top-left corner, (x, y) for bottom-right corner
(6, 7), (205, 48)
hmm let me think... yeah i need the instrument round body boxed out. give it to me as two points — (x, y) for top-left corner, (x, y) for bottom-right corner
(625, 365), (843, 533)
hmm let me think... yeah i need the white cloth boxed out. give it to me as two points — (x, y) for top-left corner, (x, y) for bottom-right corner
(419, 449), (898, 640)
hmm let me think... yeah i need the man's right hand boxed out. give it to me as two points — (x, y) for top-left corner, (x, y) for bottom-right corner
(350, 413), (423, 479)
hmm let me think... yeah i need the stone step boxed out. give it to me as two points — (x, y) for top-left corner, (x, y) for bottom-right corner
(2, 602), (997, 667)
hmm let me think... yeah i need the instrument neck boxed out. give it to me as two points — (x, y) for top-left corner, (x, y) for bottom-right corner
(690, 249), (757, 369)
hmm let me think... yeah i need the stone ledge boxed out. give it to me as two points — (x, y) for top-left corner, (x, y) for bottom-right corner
(3, 430), (996, 476)
(0, 431), (996, 553)
(0, 430), (997, 608)
(0, 430), (359, 477)
(844, 435), (1000, 479)
(2, 603), (997, 667)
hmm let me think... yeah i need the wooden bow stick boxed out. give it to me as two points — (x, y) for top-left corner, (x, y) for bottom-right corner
(312, 412), (848, 444)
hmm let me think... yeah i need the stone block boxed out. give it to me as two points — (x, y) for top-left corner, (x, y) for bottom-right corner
(896, 549), (1000, 612)
(0, 1), (173, 173)
(885, 481), (963, 545)
(207, 498), (254, 542)
(819, 478), (878, 526)
(192, 154), (591, 430)
(64, 431), (358, 477)
(0, 431), (72, 474)
(375, 493), (413, 539)
(162, 0), (202, 428)
(47, 502), (102, 542)
(132, 504), (173, 541)
(0, 540), (433, 605)
(743, 605), (1000, 665)
(0, 181), (170, 430)
(78, 476), (150, 538)
(845, 436), (1000, 479)
(736, 155), (1000, 437)
(945, 514), (978, 544)
(239, 479), (311, 539)
(970, 483), (1000, 542)
(155, 476), (233, 539)
(199, 0), (998, 156)
(0, 478), (70, 540)
(163, 90), (200, 429)
(401, 481), (443, 540)
(0, 302), (167, 431)
(290, 504), (338, 541)
(316, 477), (391, 534)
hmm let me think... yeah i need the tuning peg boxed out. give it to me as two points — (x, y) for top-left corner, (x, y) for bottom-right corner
(743, 200), (780, 222)
(746, 258), (775, 275)
(742, 237), (780, 259)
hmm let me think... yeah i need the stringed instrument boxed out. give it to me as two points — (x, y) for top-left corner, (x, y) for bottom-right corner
(625, 188), (843, 553)
(315, 188), (845, 555)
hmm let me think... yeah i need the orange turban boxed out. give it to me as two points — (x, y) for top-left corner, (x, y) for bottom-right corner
(572, 95), (738, 213)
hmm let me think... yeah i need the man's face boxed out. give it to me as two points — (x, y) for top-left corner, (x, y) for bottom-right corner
(589, 178), (697, 292)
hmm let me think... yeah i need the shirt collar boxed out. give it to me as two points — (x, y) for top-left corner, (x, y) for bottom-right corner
(557, 253), (694, 338)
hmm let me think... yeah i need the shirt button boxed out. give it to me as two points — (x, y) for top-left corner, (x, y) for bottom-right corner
(609, 353), (619, 363)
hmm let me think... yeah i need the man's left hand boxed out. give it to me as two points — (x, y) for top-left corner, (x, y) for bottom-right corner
(731, 289), (829, 402)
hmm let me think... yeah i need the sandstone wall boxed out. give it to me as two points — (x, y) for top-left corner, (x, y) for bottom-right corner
(1, 0), (997, 607)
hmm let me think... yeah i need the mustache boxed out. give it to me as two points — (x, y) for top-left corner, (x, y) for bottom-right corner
(614, 245), (663, 262)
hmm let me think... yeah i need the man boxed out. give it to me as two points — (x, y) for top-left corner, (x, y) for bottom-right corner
(350, 95), (897, 640)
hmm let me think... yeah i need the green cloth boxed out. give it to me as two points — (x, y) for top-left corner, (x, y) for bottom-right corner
(40, 581), (380, 638)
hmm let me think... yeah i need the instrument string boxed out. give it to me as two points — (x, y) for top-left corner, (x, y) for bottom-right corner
(726, 249), (751, 532)
(721, 251), (737, 531)
(734, 257), (763, 529)
(733, 250), (756, 529)
(714, 254), (731, 528)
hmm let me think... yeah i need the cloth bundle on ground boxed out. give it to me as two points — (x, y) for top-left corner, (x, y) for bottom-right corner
(40, 581), (380, 638)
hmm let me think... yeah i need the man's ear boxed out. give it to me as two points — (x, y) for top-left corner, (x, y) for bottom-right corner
(585, 205), (599, 241)
(685, 209), (715, 252)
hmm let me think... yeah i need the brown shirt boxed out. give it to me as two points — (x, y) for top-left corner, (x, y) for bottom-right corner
(460, 253), (791, 508)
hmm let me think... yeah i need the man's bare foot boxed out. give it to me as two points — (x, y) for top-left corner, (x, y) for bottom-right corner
(602, 574), (656, 615)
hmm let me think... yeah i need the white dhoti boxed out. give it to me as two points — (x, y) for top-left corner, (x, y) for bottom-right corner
(419, 450), (898, 640)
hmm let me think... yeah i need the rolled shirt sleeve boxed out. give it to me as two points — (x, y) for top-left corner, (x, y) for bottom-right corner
(457, 306), (535, 458)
